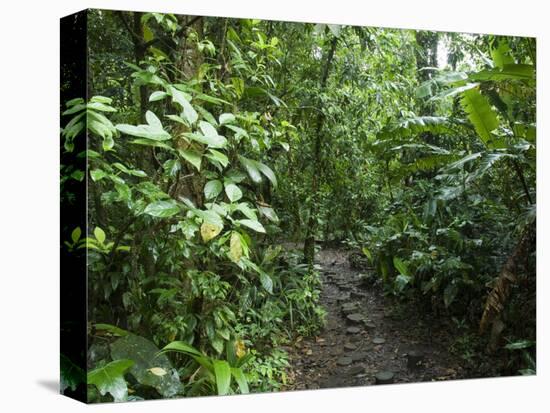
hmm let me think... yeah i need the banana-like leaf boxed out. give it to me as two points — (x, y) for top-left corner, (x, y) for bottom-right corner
(469, 64), (535, 82)
(460, 88), (499, 148)
(378, 116), (456, 140)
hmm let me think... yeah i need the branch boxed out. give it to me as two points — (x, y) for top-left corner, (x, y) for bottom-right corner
(115, 11), (143, 46)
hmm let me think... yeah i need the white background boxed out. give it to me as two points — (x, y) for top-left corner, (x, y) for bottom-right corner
(0, 0), (547, 411)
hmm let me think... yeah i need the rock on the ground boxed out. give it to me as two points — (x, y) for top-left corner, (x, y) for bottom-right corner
(346, 327), (361, 334)
(319, 376), (345, 389)
(364, 321), (376, 330)
(341, 303), (359, 315)
(350, 352), (368, 362)
(347, 313), (364, 323)
(337, 357), (353, 366)
(374, 371), (395, 384)
(337, 294), (351, 303)
(372, 337), (386, 344)
(347, 365), (365, 376)
(406, 350), (424, 371)
(350, 291), (366, 299)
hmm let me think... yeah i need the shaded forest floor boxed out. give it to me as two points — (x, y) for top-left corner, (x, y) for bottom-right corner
(284, 248), (490, 390)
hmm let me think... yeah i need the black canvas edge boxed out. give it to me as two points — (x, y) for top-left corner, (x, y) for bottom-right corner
(60, 8), (88, 404)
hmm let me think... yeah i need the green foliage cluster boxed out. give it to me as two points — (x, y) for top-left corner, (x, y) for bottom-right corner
(60, 10), (536, 400)
(61, 11), (325, 402)
(351, 37), (535, 370)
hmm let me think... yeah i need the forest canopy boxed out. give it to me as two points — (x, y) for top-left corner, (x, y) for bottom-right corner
(60, 10), (536, 402)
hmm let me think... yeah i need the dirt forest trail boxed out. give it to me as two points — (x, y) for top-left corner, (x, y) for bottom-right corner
(286, 248), (468, 390)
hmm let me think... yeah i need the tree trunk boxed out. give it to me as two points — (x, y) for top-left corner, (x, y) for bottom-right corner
(303, 36), (338, 265)
(480, 220), (536, 350)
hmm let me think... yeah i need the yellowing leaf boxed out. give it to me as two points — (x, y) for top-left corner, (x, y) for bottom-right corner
(201, 222), (222, 242)
(148, 367), (167, 377)
(235, 339), (246, 358)
(229, 232), (243, 263)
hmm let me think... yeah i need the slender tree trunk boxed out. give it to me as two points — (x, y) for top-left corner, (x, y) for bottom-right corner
(115, 11), (148, 121)
(415, 31), (438, 116)
(132, 12), (148, 122)
(303, 36), (338, 265)
(512, 159), (533, 205)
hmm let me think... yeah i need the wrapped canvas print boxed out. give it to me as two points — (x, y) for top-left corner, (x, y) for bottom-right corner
(60, 8), (536, 404)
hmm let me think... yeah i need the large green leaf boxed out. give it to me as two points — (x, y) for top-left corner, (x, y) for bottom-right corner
(224, 183), (242, 202)
(236, 203), (258, 220)
(159, 341), (204, 358)
(237, 156), (277, 187)
(258, 205), (279, 223)
(259, 272), (274, 294)
(66, 97), (85, 107)
(195, 209), (224, 228)
(149, 91), (169, 102)
(182, 132), (227, 148)
(460, 88), (499, 147)
(469, 64), (534, 82)
(116, 123), (171, 141)
(87, 101), (117, 112)
(395, 274), (411, 292)
(255, 161), (278, 188)
(236, 219), (265, 233)
(204, 180), (223, 199)
(219, 113), (236, 125)
(170, 86), (198, 124)
(159, 341), (214, 374)
(87, 359), (134, 402)
(230, 367), (249, 394)
(205, 149), (229, 168)
(145, 110), (163, 129)
(490, 42), (514, 69)
(130, 139), (173, 150)
(199, 120), (218, 137)
(378, 116), (456, 140)
(504, 340), (535, 350)
(430, 83), (478, 101)
(143, 200), (179, 218)
(178, 148), (202, 171)
(89, 96), (113, 104)
(443, 152), (482, 171)
(112, 162), (147, 177)
(94, 227), (106, 244)
(393, 257), (410, 276)
(238, 156), (262, 183)
(94, 323), (129, 337)
(212, 360), (231, 395)
(110, 334), (183, 398)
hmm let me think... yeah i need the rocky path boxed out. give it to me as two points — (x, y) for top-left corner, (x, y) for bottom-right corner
(286, 248), (467, 390)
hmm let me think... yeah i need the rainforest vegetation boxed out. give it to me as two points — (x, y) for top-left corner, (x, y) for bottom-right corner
(60, 10), (536, 402)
